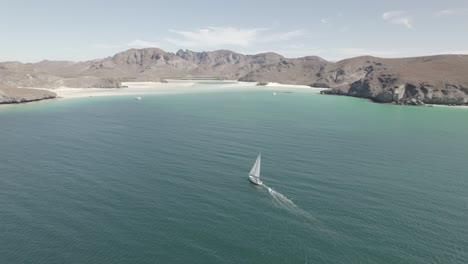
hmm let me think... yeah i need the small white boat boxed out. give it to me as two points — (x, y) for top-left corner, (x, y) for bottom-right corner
(273, 92), (276, 96)
(135, 96), (142, 100)
(248, 153), (262, 185)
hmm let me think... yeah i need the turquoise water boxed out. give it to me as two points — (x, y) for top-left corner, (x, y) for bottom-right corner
(1, 88), (467, 263)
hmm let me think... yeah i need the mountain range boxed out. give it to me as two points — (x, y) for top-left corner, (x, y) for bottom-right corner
(1, 48), (468, 105)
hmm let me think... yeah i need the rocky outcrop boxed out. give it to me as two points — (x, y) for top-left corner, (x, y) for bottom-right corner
(310, 82), (330, 88)
(319, 55), (468, 105)
(0, 85), (56, 104)
(323, 80), (468, 106)
(1, 48), (468, 106)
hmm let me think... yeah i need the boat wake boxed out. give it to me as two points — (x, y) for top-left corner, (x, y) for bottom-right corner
(247, 153), (314, 221)
(261, 184), (315, 221)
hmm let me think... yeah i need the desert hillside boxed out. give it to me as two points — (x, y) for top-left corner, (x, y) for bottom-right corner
(1, 48), (468, 105)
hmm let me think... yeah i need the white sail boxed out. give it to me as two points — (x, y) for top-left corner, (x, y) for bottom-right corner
(249, 153), (261, 178)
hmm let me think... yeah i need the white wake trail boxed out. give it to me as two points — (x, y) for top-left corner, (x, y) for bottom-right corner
(261, 184), (315, 221)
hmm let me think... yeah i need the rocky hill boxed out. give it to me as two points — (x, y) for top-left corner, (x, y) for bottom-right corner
(0, 84), (56, 104)
(1, 48), (468, 105)
(320, 55), (468, 105)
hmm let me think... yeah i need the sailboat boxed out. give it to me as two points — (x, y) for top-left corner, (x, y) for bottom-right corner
(248, 153), (262, 185)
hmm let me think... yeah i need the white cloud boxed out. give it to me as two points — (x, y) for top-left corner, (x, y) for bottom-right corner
(435, 8), (468, 17)
(340, 25), (350, 32)
(382, 11), (405, 20)
(126, 39), (160, 48)
(260, 30), (304, 42)
(439, 50), (468, 55)
(382, 11), (413, 29)
(165, 27), (260, 47)
(165, 26), (304, 48)
(320, 12), (345, 25)
(436, 9), (456, 16)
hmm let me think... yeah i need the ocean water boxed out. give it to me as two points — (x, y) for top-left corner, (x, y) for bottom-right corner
(0, 87), (467, 263)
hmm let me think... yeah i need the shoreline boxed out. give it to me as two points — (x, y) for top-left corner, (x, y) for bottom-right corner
(50, 81), (323, 99)
(5, 81), (467, 109)
(319, 91), (468, 109)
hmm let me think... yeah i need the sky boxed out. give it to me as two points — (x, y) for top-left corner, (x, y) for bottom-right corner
(1, 0), (467, 62)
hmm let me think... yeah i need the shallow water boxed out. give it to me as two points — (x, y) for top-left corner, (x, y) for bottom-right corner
(1, 87), (467, 263)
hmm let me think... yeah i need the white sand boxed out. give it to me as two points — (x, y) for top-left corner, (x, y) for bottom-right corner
(265, 82), (312, 88)
(53, 81), (324, 99)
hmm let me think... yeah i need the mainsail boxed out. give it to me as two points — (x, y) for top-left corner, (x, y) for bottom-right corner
(249, 153), (261, 178)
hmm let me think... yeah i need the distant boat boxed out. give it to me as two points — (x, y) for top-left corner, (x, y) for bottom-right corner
(248, 153), (262, 185)
(273, 92), (276, 96)
(135, 96), (142, 100)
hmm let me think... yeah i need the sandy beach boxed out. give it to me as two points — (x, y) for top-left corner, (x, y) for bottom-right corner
(48, 83), (468, 108)
(52, 81), (324, 99)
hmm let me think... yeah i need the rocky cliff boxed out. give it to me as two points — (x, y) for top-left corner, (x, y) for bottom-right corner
(0, 85), (56, 104)
(1, 48), (468, 105)
(320, 55), (468, 105)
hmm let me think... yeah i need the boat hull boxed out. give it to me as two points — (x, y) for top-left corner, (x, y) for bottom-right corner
(249, 175), (262, 185)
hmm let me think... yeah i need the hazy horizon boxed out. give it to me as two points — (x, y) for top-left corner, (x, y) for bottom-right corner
(1, 0), (468, 62)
